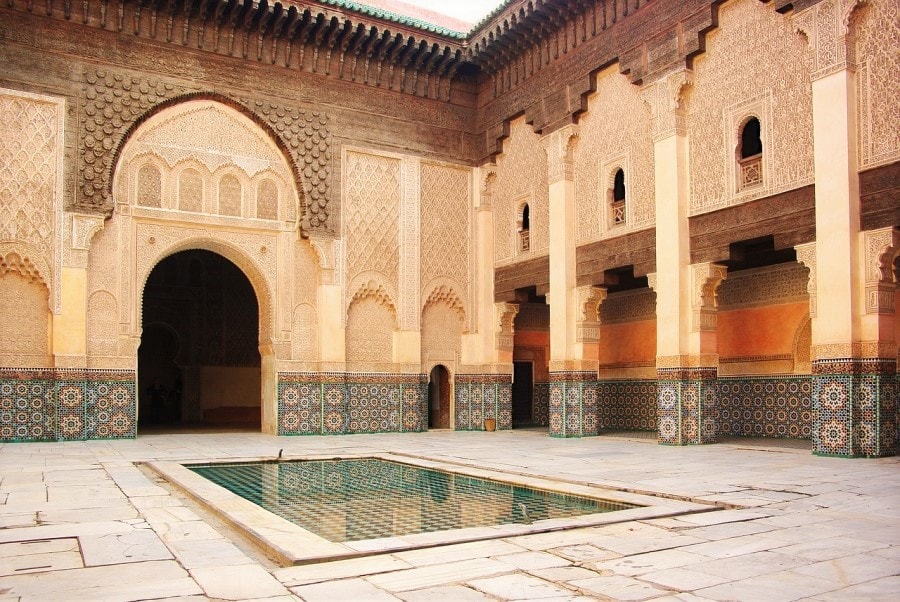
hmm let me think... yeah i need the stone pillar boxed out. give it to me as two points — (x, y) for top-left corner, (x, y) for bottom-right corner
(54, 214), (105, 369)
(645, 69), (720, 445)
(542, 125), (597, 437)
(795, 0), (896, 457)
(311, 237), (346, 366)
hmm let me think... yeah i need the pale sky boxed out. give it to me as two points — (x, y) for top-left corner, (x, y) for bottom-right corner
(401, 0), (507, 24)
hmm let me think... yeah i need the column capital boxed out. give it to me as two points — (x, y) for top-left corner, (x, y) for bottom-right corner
(863, 227), (899, 315)
(641, 68), (693, 142)
(576, 285), (607, 343)
(690, 262), (728, 333)
(793, 0), (868, 80)
(541, 124), (579, 184)
(794, 242), (818, 318)
(495, 301), (520, 351)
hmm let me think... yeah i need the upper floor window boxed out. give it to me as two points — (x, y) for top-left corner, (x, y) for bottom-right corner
(738, 117), (763, 190)
(610, 168), (626, 226)
(518, 203), (530, 252)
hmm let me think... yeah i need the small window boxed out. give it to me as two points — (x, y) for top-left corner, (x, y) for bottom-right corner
(610, 168), (626, 226)
(518, 203), (530, 252)
(740, 118), (763, 158)
(738, 117), (763, 190)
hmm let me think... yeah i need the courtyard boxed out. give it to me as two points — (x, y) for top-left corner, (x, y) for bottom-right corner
(0, 430), (897, 601)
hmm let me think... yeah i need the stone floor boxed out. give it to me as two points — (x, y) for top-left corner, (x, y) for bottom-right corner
(0, 430), (897, 601)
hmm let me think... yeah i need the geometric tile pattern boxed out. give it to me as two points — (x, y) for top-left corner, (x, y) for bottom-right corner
(0, 369), (55, 442)
(811, 359), (897, 458)
(548, 372), (598, 438)
(277, 372), (427, 436)
(454, 374), (512, 431)
(657, 368), (718, 446)
(596, 381), (657, 432)
(718, 376), (812, 440)
(533, 382), (550, 427)
(0, 368), (136, 442)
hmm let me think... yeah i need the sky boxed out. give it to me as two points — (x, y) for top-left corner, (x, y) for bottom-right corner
(400, 0), (507, 24)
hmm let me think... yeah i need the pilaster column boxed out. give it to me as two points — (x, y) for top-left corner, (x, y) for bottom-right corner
(795, 0), (895, 457)
(310, 236), (346, 367)
(645, 69), (721, 445)
(54, 214), (105, 369)
(542, 125), (596, 437)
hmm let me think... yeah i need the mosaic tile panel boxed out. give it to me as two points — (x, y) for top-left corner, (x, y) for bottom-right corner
(718, 377), (812, 439)
(277, 372), (426, 436)
(812, 359), (896, 458)
(0, 369), (55, 442)
(533, 382), (550, 427)
(596, 381), (657, 431)
(56, 377), (86, 441)
(657, 368), (717, 445)
(549, 372), (598, 438)
(0, 368), (135, 442)
(454, 374), (512, 431)
(83, 371), (136, 440)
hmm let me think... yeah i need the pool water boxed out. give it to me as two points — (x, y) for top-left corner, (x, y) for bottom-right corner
(188, 458), (635, 542)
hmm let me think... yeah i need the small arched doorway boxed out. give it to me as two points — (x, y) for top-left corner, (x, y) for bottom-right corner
(428, 365), (451, 429)
(139, 249), (261, 431)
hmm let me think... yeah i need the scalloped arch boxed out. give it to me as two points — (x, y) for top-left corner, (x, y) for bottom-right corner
(111, 93), (309, 233)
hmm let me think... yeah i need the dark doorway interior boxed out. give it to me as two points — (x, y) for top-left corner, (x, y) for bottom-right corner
(512, 361), (533, 427)
(139, 249), (261, 431)
(428, 365), (451, 428)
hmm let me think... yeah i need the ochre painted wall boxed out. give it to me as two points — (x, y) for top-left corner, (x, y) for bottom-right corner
(598, 320), (656, 367)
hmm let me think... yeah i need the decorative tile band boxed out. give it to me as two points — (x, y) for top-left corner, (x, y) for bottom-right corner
(533, 382), (550, 427)
(718, 377), (812, 440)
(277, 372), (428, 436)
(597, 381), (657, 432)
(811, 361), (897, 458)
(657, 370), (718, 446)
(454, 374), (512, 431)
(1, 368), (136, 442)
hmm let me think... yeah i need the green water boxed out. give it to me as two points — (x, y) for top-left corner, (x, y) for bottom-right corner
(189, 458), (634, 542)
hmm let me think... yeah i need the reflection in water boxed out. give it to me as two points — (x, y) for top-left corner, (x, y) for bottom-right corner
(190, 458), (634, 543)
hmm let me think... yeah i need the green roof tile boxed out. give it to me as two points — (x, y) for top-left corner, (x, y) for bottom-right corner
(316, 0), (470, 38)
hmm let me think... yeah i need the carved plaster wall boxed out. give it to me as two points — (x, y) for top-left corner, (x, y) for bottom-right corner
(854, 0), (900, 169)
(0, 87), (65, 314)
(84, 99), (316, 368)
(346, 296), (395, 367)
(421, 162), (471, 332)
(422, 301), (464, 370)
(491, 117), (549, 265)
(0, 265), (51, 367)
(342, 149), (401, 325)
(688, 0), (815, 214)
(575, 69), (655, 243)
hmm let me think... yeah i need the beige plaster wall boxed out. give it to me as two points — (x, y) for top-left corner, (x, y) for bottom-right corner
(717, 262), (811, 375)
(0, 273), (51, 367)
(688, 0), (814, 215)
(346, 296), (395, 367)
(421, 161), (470, 332)
(575, 68), (655, 243)
(490, 117), (549, 265)
(854, 0), (900, 170)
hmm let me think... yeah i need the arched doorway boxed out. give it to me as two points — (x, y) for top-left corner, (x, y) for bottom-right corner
(428, 365), (451, 429)
(139, 249), (261, 430)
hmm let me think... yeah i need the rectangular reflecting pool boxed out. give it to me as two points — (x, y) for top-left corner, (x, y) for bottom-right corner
(188, 458), (635, 543)
(148, 453), (711, 564)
